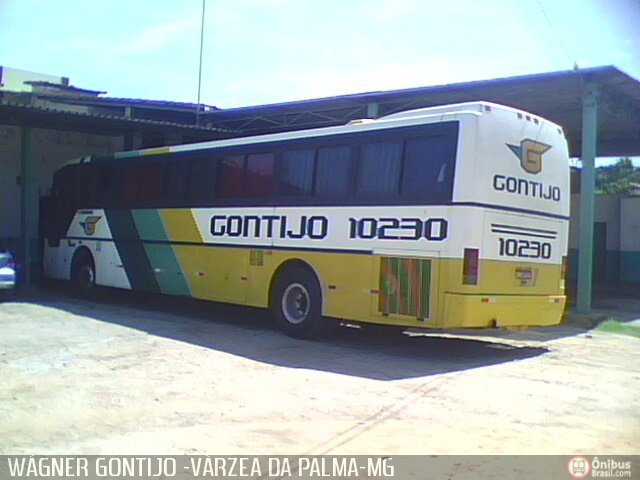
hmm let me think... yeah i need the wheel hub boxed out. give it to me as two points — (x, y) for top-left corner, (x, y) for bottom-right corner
(282, 283), (310, 324)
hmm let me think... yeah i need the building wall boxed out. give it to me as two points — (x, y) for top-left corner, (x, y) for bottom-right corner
(0, 125), (123, 251)
(620, 197), (640, 282)
(568, 193), (622, 282)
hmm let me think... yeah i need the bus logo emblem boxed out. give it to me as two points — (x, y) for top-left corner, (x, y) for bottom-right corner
(80, 216), (102, 236)
(507, 139), (551, 174)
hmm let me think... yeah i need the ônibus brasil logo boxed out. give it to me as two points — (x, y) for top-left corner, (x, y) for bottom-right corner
(568, 456), (590, 478)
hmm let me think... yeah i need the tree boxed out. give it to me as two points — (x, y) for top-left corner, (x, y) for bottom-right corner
(595, 157), (640, 195)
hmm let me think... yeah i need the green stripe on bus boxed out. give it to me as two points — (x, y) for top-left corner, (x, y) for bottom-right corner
(141, 243), (191, 296)
(131, 210), (191, 296)
(420, 259), (431, 318)
(131, 209), (167, 242)
(104, 209), (160, 293)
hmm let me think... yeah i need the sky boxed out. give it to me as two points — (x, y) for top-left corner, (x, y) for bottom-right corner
(1, 0), (639, 161)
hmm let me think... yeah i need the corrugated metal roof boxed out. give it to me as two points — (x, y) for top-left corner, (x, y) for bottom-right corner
(34, 94), (218, 111)
(0, 99), (235, 136)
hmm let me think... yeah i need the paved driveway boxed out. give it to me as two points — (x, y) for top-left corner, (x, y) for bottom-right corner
(1, 287), (638, 454)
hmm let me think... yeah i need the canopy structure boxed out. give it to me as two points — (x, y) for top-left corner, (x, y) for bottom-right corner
(205, 65), (640, 159)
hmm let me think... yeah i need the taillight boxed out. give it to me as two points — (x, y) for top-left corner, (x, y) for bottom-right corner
(463, 248), (479, 285)
(561, 255), (567, 279)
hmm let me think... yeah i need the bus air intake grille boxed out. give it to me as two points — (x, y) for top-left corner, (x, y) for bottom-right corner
(378, 257), (431, 319)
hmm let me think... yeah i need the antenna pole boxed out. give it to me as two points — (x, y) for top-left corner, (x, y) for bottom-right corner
(196, 0), (206, 126)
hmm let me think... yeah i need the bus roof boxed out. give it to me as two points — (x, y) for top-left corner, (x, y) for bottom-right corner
(67, 101), (558, 165)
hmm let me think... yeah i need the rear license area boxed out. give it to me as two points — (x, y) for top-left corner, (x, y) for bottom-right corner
(484, 211), (565, 265)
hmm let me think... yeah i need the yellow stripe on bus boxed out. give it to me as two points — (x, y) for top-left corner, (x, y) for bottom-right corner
(159, 209), (203, 243)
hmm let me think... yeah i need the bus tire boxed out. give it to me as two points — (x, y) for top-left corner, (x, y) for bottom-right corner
(272, 267), (328, 339)
(71, 249), (96, 296)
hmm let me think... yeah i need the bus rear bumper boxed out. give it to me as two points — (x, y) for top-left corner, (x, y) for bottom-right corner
(442, 293), (565, 328)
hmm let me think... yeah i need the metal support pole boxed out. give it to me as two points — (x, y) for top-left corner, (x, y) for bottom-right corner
(196, 0), (206, 126)
(19, 127), (36, 288)
(576, 84), (599, 313)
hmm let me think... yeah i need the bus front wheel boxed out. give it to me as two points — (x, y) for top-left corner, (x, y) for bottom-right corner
(272, 267), (329, 339)
(71, 250), (96, 296)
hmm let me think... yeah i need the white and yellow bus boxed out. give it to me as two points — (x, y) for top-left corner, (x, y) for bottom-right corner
(42, 102), (569, 338)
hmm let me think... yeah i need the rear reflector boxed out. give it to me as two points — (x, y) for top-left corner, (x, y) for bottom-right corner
(463, 248), (479, 285)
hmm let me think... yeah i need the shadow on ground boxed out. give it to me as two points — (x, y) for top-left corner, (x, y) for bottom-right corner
(15, 283), (553, 381)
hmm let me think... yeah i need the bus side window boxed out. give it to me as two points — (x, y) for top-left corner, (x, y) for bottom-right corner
(122, 165), (143, 206)
(217, 155), (245, 198)
(138, 162), (164, 205)
(190, 158), (217, 203)
(59, 168), (78, 210)
(356, 141), (402, 197)
(101, 165), (123, 206)
(278, 149), (314, 197)
(402, 136), (453, 200)
(163, 161), (189, 205)
(76, 164), (97, 207)
(315, 146), (351, 198)
(245, 153), (274, 197)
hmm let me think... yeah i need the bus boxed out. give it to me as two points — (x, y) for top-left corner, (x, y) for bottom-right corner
(42, 101), (570, 338)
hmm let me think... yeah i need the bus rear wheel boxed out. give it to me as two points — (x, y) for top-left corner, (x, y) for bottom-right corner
(272, 267), (329, 339)
(71, 250), (96, 296)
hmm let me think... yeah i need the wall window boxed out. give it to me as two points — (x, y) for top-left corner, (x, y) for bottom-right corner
(402, 135), (453, 200)
(278, 149), (314, 196)
(315, 146), (351, 198)
(245, 153), (274, 197)
(356, 141), (402, 197)
(217, 155), (245, 197)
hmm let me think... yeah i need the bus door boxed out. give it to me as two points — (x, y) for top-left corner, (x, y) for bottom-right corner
(208, 247), (249, 304)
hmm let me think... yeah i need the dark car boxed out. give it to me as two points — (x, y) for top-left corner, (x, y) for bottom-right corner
(0, 243), (17, 301)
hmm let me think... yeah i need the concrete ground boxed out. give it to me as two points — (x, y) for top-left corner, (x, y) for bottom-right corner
(1, 285), (638, 455)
